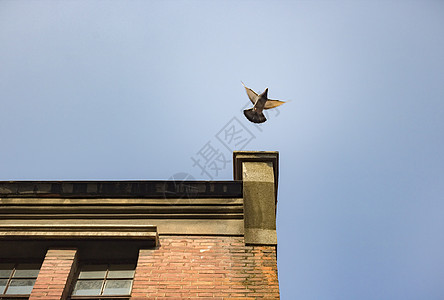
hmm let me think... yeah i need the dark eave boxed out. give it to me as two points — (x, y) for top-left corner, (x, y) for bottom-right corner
(0, 180), (243, 199)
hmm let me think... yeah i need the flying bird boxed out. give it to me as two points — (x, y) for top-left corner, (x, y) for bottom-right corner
(241, 82), (287, 123)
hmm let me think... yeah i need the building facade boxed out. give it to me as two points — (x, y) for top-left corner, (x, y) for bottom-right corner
(0, 151), (279, 299)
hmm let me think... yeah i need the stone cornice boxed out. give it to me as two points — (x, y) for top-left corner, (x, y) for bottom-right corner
(0, 181), (242, 199)
(0, 151), (279, 240)
(0, 224), (159, 245)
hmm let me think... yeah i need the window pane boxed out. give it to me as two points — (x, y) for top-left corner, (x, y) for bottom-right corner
(78, 265), (107, 279)
(14, 264), (40, 278)
(5, 279), (35, 295)
(102, 279), (132, 296)
(107, 265), (135, 279)
(0, 264), (13, 278)
(72, 280), (103, 296)
(0, 279), (7, 294)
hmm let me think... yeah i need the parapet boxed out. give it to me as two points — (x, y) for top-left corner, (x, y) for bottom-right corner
(0, 151), (279, 245)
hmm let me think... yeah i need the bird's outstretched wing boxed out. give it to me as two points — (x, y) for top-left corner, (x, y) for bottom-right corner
(241, 82), (258, 105)
(264, 99), (286, 109)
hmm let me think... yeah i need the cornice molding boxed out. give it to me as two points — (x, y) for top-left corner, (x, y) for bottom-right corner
(0, 224), (159, 245)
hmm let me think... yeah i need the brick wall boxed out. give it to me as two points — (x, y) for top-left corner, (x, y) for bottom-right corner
(29, 249), (77, 300)
(131, 236), (279, 300)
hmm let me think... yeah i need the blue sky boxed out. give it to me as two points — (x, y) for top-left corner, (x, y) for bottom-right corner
(1, 1), (444, 299)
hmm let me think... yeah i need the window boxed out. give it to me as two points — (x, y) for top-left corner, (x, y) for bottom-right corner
(71, 264), (135, 299)
(0, 263), (41, 299)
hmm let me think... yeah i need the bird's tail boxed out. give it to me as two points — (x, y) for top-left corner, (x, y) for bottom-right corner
(243, 108), (267, 124)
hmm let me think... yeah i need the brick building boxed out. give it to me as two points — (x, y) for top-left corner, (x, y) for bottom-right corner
(0, 151), (280, 299)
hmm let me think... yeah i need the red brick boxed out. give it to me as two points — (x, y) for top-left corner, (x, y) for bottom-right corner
(130, 236), (279, 299)
(29, 249), (77, 300)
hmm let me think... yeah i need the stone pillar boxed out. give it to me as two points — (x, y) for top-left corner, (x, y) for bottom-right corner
(233, 151), (279, 245)
(29, 248), (78, 300)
